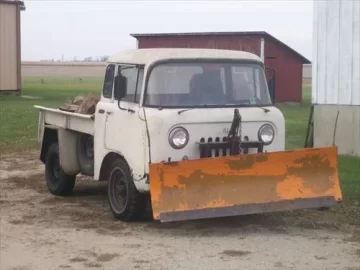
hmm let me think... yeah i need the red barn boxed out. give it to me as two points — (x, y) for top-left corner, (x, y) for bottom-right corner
(130, 31), (311, 103)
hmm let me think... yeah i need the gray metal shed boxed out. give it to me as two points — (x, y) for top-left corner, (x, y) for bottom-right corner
(0, 0), (25, 95)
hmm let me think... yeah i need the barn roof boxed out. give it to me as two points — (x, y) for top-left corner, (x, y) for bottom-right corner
(130, 31), (311, 64)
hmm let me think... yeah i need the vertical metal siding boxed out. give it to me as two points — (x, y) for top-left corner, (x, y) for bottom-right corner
(16, 1), (21, 91)
(312, 0), (360, 105)
(0, 2), (19, 92)
(338, 1), (354, 105)
(352, 0), (360, 105)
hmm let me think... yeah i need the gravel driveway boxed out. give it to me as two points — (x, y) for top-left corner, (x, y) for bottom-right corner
(1, 151), (359, 270)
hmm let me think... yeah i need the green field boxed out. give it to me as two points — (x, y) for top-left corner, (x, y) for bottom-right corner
(0, 78), (359, 201)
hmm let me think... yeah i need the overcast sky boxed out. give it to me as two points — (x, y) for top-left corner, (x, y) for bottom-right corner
(21, 0), (313, 61)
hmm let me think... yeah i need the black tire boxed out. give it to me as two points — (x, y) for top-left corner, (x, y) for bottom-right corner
(45, 143), (76, 196)
(76, 134), (94, 176)
(107, 158), (146, 222)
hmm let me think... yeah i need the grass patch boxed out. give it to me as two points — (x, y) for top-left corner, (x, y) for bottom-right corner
(338, 155), (360, 201)
(277, 103), (310, 150)
(302, 86), (312, 104)
(276, 86), (311, 150)
(0, 79), (358, 201)
(0, 77), (101, 152)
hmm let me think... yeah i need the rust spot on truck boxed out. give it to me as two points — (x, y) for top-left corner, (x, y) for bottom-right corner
(255, 154), (268, 163)
(226, 153), (269, 170)
(164, 161), (180, 167)
(226, 155), (255, 170)
(286, 154), (336, 194)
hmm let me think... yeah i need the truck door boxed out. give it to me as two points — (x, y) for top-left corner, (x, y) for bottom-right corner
(94, 63), (116, 180)
(103, 64), (147, 181)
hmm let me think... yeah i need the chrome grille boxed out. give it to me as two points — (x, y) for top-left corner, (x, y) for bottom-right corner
(199, 137), (231, 157)
(198, 136), (264, 158)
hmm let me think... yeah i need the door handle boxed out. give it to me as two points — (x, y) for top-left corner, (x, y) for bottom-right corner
(98, 109), (105, 114)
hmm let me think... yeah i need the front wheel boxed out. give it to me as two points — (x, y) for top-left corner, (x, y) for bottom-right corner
(45, 143), (76, 196)
(107, 158), (145, 221)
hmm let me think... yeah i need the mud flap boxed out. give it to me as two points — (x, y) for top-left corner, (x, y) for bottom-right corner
(149, 147), (342, 222)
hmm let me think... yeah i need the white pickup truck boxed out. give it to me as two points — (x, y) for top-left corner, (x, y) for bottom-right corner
(35, 48), (308, 223)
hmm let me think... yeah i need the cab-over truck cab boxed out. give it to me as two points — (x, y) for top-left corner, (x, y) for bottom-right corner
(36, 48), (289, 222)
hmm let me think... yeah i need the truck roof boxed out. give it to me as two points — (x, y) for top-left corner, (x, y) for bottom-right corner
(107, 48), (262, 65)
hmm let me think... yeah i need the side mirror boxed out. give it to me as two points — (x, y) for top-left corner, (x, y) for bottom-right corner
(265, 67), (276, 103)
(114, 74), (127, 100)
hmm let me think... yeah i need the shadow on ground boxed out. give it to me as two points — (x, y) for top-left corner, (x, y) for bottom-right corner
(2, 173), (359, 241)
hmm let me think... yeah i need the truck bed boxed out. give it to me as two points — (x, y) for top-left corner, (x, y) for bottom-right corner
(34, 105), (94, 135)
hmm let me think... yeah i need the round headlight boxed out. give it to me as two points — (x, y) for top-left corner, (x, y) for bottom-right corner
(169, 127), (189, 149)
(258, 124), (275, 145)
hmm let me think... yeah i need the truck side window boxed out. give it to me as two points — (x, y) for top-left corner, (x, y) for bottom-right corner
(134, 68), (144, 103)
(103, 64), (115, 98)
(119, 66), (144, 103)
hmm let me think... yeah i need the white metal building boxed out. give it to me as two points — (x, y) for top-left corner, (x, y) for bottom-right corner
(312, 0), (360, 156)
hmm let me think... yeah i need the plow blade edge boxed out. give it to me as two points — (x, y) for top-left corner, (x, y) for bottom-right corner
(149, 146), (342, 222)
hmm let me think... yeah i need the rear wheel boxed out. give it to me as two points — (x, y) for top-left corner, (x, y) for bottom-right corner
(45, 143), (76, 196)
(107, 158), (145, 221)
(76, 134), (94, 176)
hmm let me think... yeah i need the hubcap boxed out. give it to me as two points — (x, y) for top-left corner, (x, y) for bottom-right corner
(53, 158), (60, 179)
(85, 137), (94, 158)
(48, 155), (61, 186)
(109, 168), (128, 213)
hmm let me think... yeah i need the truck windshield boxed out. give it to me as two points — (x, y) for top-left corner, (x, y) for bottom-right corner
(144, 61), (272, 108)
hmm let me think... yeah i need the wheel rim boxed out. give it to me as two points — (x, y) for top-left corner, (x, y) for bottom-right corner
(84, 136), (94, 158)
(109, 167), (128, 214)
(48, 155), (61, 186)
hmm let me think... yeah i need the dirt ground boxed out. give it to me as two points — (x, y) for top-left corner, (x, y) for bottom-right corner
(0, 151), (359, 270)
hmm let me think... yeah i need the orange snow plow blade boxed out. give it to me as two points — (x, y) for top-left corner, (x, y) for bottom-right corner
(149, 146), (342, 222)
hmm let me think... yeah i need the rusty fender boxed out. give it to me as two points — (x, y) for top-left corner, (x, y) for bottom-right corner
(149, 146), (342, 222)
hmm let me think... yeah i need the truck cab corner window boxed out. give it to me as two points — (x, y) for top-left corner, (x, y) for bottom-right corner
(116, 66), (144, 103)
(102, 64), (115, 99)
(135, 68), (144, 103)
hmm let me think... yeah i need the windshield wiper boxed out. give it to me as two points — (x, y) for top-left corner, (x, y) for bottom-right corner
(178, 108), (194, 114)
(259, 107), (270, 113)
(178, 104), (209, 114)
(177, 104), (270, 114)
(236, 104), (271, 113)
